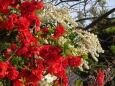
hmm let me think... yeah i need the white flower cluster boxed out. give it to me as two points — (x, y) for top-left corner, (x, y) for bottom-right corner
(39, 2), (78, 28)
(75, 29), (104, 61)
(42, 74), (57, 83)
(78, 59), (89, 71)
(39, 74), (57, 85)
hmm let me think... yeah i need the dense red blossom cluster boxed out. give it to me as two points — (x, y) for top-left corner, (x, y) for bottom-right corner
(0, 0), (82, 86)
(52, 25), (66, 40)
(96, 69), (105, 86)
(0, 62), (18, 80)
(88, 69), (105, 86)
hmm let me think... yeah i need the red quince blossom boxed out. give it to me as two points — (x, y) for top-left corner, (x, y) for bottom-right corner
(0, 62), (9, 78)
(40, 28), (49, 38)
(68, 56), (82, 67)
(47, 63), (64, 75)
(27, 14), (41, 27)
(96, 69), (105, 86)
(20, 1), (43, 16)
(59, 57), (69, 68)
(25, 83), (38, 86)
(10, 43), (17, 50)
(12, 79), (23, 86)
(62, 76), (69, 86)
(0, 0), (10, 14)
(23, 46), (40, 58)
(52, 25), (66, 40)
(0, 62), (19, 80)
(0, 0), (18, 14)
(10, 0), (20, 8)
(6, 66), (19, 80)
(24, 53), (33, 58)
(17, 31), (33, 46)
(41, 28), (49, 32)
(28, 46), (40, 55)
(16, 46), (28, 56)
(18, 67), (43, 85)
(4, 48), (12, 58)
(0, 14), (18, 30)
(40, 45), (62, 60)
(16, 17), (30, 31)
(31, 0), (44, 10)
(36, 59), (44, 70)
(4, 14), (18, 30)
(27, 68), (43, 83)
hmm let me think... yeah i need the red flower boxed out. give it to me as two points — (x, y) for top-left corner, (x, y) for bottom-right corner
(16, 47), (28, 56)
(36, 59), (44, 70)
(29, 46), (40, 56)
(40, 45), (62, 60)
(62, 76), (69, 86)
(0, 14), (18, 30)
(31, 1), (44, 10)
(16, 17), (30, 31)
(4, 14), (18, 30)
(20, 1), (43, 16)
(10, 0), (20, 8)
(25, 83), (38, 86)
(20, 1), (33, 15)
(68, 56), (82, 67)
(27, 14), (41, 27)
(7, 66), (19, 80)
(10, 43), (17, 50)
(96, 69), (105, 86)
(4, 48), (12, 58)
(52, 25), (66, 40)
(41, 28), (49, 32)
(0, 62), (9, 79)
(27, 68), (43, 83)
(0, 0), (10, 14)
(12, 79), (23, 86)
(19, 67), (43, 84)
(47, 63), (62, 75)
(24, 53), (33, 58)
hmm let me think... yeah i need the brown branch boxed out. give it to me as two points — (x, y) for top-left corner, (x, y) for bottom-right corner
(85, 8), (115, 29)
(55, 0), (80, 6)
(70, 1), (84, 8)
(76, 17), (115, 22)
(76, 17), (97, 22)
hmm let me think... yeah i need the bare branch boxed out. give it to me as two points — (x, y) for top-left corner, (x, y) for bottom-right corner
(76, 17), (97, 22)
(85, 8), (115, 29)
(55, 0), (80, 6)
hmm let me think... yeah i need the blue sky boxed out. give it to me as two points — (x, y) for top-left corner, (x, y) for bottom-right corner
(107, 0), (115, 9)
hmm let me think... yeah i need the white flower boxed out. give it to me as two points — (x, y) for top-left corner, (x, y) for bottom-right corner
(42, 74), (57, 83)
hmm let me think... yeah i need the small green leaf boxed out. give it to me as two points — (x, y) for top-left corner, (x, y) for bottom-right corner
(74, 80), (83, 86)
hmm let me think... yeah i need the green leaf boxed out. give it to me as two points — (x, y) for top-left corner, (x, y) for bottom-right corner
(74, 80), (83, 86)
(110, 45), (115, 54)
(36, 10), (41, 15)
(82, 55), (88, 59)
(104, 27), (115, 34)
(0, 82), (3, 86)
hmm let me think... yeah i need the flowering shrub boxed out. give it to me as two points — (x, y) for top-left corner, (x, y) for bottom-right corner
(0, 0), (105, 86)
